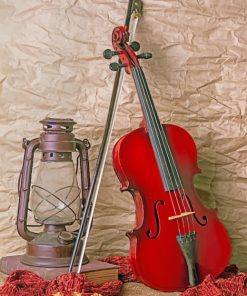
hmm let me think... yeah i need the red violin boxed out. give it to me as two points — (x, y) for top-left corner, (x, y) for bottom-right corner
(107, 26), (231, 291)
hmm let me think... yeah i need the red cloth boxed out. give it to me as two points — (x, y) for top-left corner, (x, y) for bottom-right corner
(84, 280), (123, 296)
(0, 258), (247, 296)
(0, 270), (47, 296)
(0, 257), (131, 296)
(45, 272), (85, 296)
(181, 265), (247, 296)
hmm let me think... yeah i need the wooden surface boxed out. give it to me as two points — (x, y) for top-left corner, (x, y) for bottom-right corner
(0, 255), (118, 282)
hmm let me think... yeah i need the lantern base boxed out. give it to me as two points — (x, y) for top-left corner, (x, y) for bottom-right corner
(21, 252), (89, 268)
(20, 228), (88, 268)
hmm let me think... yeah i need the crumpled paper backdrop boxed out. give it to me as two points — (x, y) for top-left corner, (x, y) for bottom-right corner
(0, 0), (246, 271)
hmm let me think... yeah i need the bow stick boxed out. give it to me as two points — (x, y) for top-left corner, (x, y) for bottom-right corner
(69, 0), (143, 273)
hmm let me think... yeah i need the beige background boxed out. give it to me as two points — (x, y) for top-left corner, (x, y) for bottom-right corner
(0, 0), (246, 280)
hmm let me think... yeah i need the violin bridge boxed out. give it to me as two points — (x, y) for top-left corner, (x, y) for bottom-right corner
(177, 231), (199, 287)
(168, 211), (195, 221)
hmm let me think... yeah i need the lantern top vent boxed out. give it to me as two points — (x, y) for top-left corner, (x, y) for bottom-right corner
(39, 118), (77, 154)
(40, 118), (76, 133)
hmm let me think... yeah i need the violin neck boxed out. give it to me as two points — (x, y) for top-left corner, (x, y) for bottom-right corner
(132, 66), (181, 192)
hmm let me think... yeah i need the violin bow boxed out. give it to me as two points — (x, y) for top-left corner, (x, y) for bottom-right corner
(69, 0), (143, 273)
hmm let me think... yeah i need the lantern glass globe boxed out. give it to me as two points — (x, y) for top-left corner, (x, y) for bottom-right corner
(30, 160), (81, 225)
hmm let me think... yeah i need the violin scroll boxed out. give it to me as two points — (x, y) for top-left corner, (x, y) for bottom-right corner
(112, 26), (129, 48)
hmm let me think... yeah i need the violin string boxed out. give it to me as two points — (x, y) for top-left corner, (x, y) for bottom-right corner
(136, 66), (195, 233)
(134, 67), (189, 234)
(132, 67), (183, 236)
(134, 66), (194, 234)
(133, 67), (183, 236)
(135, 66), (195, 233)
(136, 66), (195, 231)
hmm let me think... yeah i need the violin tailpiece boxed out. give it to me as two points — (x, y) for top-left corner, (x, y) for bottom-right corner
(177, 232), (199, 287)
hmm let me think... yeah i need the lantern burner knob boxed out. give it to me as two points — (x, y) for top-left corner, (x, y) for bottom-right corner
(58, 231), (75, 244)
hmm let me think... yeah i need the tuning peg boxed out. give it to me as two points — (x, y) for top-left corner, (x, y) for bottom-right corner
(109, 63), (126, 71)
(103, 49), (120, 59)
(137, 52), (152, 59)
(130, 41), (140, 52)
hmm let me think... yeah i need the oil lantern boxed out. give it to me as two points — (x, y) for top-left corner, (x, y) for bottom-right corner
(17, 118), (90, 267)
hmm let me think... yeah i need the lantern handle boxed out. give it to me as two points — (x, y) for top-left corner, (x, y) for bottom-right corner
(75, 138), (91, 211)
(17, 138), (40, 241)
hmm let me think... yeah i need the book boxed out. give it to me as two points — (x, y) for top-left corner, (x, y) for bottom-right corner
(0, 255), (119, 284)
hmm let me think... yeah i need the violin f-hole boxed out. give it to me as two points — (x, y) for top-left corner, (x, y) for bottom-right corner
(147, 200), (165, 239)
(185, 194), (208, 226)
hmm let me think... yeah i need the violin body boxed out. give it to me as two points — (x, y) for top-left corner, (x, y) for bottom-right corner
(113, 123), (231, 291)
(106, 25), (231, 291)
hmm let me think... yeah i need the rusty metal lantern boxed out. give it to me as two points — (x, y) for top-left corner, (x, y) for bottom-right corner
(17, 118), (90, 267)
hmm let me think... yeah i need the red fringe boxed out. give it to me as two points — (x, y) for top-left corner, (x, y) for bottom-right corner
(0, 258), (246, 296)
(84, 280), (123, 296)
(181, 265), (247, 296)
(0, 270), (47, 296)
(45, 272), (85, 296)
